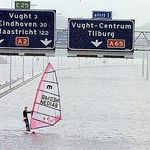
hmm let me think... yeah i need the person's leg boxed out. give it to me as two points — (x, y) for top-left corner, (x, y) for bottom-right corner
(26, 119), (30, 131)
(25, 119), (30, 131)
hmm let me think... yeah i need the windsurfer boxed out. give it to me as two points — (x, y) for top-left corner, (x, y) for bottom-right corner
(23, 106), (32, 131)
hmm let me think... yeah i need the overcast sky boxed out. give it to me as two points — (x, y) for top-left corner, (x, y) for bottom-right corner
(1, 0), (150, 28)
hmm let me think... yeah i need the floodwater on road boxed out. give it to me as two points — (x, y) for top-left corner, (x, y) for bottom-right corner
(0, 57), (150, 150)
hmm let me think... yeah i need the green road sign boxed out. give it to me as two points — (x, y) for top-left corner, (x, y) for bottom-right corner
(15, 1), (30, 9)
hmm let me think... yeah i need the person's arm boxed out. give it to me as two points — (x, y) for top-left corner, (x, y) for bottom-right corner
(27, 110), (33, 114)
(27, 111), (31, 113)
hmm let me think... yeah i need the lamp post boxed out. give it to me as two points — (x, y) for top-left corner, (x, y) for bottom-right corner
(32, 57), (34, 77)
(22, 56), (25, 82)
(146, 50), (149, 80)
(9, 56), (12, 89)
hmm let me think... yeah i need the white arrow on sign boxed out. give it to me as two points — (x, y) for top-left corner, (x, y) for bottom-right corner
(40, 38), (52, 46)
(0, 39), (4, 44)
(91, 39), (103, 47)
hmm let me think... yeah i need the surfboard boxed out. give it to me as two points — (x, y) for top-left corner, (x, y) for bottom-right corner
(24, 131), (35, 134)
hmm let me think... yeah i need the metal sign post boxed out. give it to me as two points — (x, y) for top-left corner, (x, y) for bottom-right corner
(146, 51), (149, 80)
(22, 56), (24, 82)
(9, 56), (12, 89)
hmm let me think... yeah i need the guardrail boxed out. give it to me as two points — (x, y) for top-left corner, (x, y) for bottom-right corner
(0, 73), (42, 98)
(0, 77), (23, 90)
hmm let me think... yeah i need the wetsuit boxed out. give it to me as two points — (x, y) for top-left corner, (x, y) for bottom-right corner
(23, 110), (31, 131)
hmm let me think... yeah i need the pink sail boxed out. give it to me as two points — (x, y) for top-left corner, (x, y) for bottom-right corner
(30, 63), (61, 129)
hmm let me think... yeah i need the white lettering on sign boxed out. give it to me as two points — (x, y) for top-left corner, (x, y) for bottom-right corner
(0, 20), (37, 27)
(0, 28), (37, 35)
(8, 13), (38, 20)
(0, 12), (50, 36)
(88, 30), (115, 38)
(0, 28), (49, 36)
(99, 23), (132, 29)
(71, 21), (132, 30)
(71, 22), (94, 30)
(39, 30), (49, 35)
(9, 13), (32, 20)
(70, 21), (132, 38)
(94, 12), (111, 18)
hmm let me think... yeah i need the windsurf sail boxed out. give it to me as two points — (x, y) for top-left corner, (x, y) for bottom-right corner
(30, 63), (61, 129)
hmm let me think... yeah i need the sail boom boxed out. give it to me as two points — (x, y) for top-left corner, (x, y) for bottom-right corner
(39, 89), (60, 97)
(33, 111), (57, 118)
(42, 80), (58, 84)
